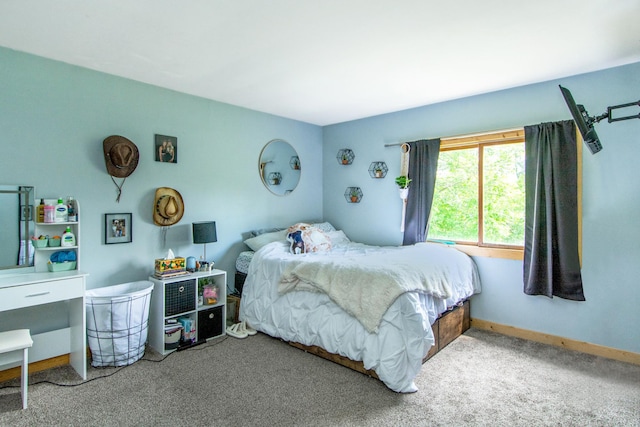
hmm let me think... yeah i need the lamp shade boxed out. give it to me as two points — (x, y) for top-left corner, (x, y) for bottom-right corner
(193, 221), (217, 244)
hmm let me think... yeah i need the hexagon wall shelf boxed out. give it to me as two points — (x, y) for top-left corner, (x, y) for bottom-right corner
(368, 161), (388, 178)
(268, 172), (282, 185)
(344, 186), (363, 203)
(290, 156), (301, 170)
(337, 149), (355, 165)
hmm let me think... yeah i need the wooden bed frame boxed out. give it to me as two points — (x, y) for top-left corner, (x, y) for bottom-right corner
(234, 271), (471, 379)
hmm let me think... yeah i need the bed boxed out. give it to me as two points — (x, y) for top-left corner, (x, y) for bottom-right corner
(236, 223), (481, 393)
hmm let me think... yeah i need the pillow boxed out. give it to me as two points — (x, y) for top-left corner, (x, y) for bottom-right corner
(250, 227), (284, 238)
(244, 229), (287, 251)
(286, 223), (332, 254)
(326, 230), (350, 246)
(311, 222), (337, 234)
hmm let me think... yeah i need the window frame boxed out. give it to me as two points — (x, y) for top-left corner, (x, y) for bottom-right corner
(430, 128), (582, 261)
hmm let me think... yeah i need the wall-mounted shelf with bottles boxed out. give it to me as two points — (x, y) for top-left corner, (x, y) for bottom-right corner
(33, 197), (80, 272)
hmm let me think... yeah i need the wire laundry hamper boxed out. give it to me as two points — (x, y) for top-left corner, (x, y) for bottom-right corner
(85, 281), (154, 367)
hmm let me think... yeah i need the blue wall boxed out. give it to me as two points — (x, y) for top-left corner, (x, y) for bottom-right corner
(0, 47), (324, 290)
(2, 45), (638, 355)
(323, 62), (640, 354)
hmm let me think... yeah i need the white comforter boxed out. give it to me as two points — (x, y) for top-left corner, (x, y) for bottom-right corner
(239, 240), (481, 393)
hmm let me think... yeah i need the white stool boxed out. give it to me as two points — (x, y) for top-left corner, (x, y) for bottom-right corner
(0, 329), (33, 409)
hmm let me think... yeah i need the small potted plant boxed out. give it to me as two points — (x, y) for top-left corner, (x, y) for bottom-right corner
(350, 188), (359, 203)
(374, 168), (383, 178)
(268, 172), (281, 185)
(395, 175), (411, 189)
(342, 153), (349, 165)
(395, 175), (411, 200)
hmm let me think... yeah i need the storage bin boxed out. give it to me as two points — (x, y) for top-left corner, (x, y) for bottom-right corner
(164, 324), (183, 350)
(32, 239), (48, 248)
(198, 306), (223, 341)
(85, 281), (154, 367)
(164, 278), (196, 316)
(47, 261), (76, 272)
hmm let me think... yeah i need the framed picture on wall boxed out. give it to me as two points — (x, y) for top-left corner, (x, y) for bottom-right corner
(105, 213), (132, 244)
(155, 134), (178, 163)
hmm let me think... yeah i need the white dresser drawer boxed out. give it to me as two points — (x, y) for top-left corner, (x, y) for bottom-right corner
(0, 277), (84, 312)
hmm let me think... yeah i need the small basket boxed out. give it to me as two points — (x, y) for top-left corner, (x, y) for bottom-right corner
(164, 325), (183, 350)
(48, 238), (61, 247)
(48, 261), (76, 272)
(32, 239), (48, 248)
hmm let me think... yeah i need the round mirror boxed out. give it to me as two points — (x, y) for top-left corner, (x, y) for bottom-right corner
(259, 139), (301, 196)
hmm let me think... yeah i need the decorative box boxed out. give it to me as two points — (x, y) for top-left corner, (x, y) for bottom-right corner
(154, 257), (186, 276)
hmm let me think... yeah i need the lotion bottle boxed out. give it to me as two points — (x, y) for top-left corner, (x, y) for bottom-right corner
(55, 198), (68, 222)
(61, 226), (76, 247)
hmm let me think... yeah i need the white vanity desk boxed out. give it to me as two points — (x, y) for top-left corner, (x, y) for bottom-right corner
(0, 271), (87, 380)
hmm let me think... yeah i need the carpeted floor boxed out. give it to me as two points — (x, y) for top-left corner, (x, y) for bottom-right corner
(1, 328), (639, 426)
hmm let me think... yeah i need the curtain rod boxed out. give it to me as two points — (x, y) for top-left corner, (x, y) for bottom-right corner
(384, 127), (523, 147)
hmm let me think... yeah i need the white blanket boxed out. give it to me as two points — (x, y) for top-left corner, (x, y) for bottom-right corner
(279, 245), (454, 333)
(240, 240), (480, 392)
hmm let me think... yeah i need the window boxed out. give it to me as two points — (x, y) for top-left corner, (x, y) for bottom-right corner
(428, 129), (526, 259)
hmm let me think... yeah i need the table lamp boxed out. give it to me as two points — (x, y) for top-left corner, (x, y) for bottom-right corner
(192, 221), (217, 262)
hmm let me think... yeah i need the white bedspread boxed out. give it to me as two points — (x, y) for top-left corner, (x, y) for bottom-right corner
(279, 244), (460, 333)
(239, 240), (480, 393)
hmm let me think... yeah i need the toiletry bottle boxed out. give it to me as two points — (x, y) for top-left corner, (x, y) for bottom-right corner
(37, 199), (45, 223)
(55, 198), (68, 222)
(61, 226), (76, 247)
(67, 196), (77, 222)
(44, 204), (55, 223)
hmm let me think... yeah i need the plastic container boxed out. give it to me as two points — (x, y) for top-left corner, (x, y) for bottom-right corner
(47, 261), (76, 272)
(61, 227), (76, 247)
(55, 198), (67, 222)
(67, 196), (77, 222)
(32, 239), (48, 248)
(164, 325), (183, 350)
(48, 237), (61, 247)
(85, 281), (154, 367)
(44, 204), (55, 223)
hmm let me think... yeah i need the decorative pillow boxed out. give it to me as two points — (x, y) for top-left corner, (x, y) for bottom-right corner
(286, 223), (332, 254)
(244, 230), (287, 251)
(311, 222), (337, 234)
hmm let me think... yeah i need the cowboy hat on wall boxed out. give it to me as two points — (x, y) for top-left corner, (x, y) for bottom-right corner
(103, 135), (139, 202)
(154, 187), (184, 227)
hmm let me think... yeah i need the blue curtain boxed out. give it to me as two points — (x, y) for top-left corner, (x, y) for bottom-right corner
(402, 139), (441, 245)
(523, 120), (585, 300)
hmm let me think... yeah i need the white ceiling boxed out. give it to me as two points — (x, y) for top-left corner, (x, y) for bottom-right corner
(1, 1), (639, 125)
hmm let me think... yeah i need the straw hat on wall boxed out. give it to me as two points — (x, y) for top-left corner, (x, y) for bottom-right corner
(154, 187), (184, 226)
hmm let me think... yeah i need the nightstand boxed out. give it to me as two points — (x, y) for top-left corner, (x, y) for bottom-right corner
(149, 269), (227, 354)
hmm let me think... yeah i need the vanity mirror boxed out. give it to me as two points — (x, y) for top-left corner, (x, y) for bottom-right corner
(0, 185), (35, 271)
(259, 139), (301, 196)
